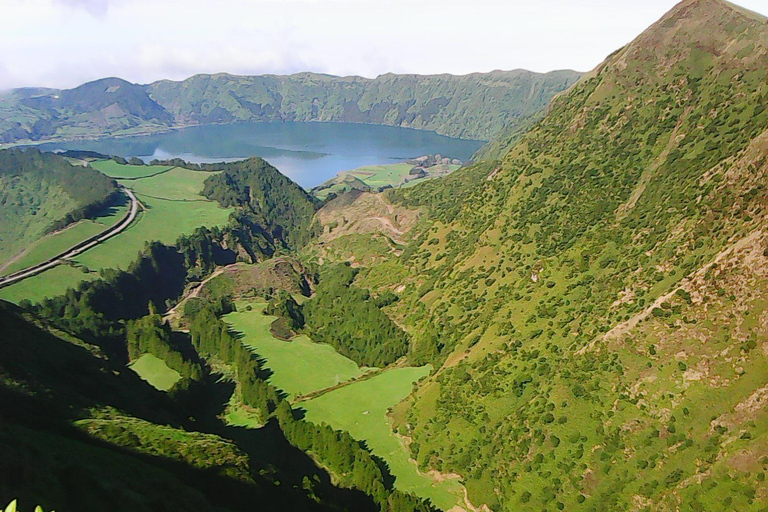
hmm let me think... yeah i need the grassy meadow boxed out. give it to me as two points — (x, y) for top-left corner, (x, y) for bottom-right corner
(313, 164), (416, 199)
(75, 192), (231, 272)
(0, 162), (233, 303)
(300, 366), (465, 511)
(0, 264), (97, 303)
(313, 163), (463, 199)
(128, 353), (181, 391)
(0, 202), (129, 277)
(90, 160), (174, 179)
(223, 300), (466, 510)
(223, 301), (364, 398)
(121, 167), (217, 201)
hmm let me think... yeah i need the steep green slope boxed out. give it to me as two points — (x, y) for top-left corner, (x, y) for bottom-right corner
(336, 0), (768, 510)
(202, 157), (321, 251)
(0, 149), (117, 264)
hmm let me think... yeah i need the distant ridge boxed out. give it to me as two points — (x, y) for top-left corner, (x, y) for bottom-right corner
(0, 69), (582, 145)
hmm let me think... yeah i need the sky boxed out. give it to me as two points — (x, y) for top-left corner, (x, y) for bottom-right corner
(0, 0), (766, 91)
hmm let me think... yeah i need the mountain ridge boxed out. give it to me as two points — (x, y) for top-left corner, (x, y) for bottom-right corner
(0, 69), (582, 145)
(334, 0), (768, 509)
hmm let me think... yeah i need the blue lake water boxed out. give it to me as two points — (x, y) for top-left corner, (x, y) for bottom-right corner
(37, 122), (484, 188)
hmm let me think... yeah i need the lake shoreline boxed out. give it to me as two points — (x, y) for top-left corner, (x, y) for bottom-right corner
(21, 121), (484, 188)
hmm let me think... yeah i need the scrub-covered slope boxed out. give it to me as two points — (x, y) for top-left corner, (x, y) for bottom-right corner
(355, 0), (768, 509)
(0, 149), (117, 264)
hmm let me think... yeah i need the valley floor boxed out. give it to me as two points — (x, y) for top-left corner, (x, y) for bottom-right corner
(224, 301), (468, 511)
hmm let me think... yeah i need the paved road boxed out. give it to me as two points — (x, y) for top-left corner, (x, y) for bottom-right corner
(0, 186), (140, 289)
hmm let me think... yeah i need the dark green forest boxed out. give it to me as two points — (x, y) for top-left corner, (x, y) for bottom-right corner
(302, 263), (410, 367)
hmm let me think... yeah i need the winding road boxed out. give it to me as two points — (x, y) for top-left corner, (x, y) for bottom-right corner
(0, 186), (141, 289)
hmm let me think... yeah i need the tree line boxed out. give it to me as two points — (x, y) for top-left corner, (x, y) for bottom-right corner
(301, 263), (409, 367)
(185, 298), (435, 512)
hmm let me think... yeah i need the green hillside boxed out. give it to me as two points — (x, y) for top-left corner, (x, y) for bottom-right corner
(5, 1), (768, 511)
(201, 156), (320, 250)
(0, 78), (173, 143)
(0, 149), (117, 265)
(0, 70), (581, 145)
(325, 0), (768, 509)
(0, 300), (381, 512)
(147, 70), (582, 141)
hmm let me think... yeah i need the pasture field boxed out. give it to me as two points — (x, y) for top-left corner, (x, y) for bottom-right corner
(313, 163), (462, 199)
(128, 353), (181, 391)
(0, 264), (97, 303)
(0, 201), (129, 277)
(0, 163), (233, 303)
(90, 160), (174, 179)
(350, 164), (417, 189)
(398, 165), (460, 188)
(223, 301), (364, 398)
(121, 167), (220, 201)
(76, 193), (231, 272)
(300, 366), (465, 511)
(313, 164), (416, 199)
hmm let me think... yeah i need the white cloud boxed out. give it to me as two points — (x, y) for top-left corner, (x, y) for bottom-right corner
(53, 0), (118, 17)
(0, 0), (766, 90)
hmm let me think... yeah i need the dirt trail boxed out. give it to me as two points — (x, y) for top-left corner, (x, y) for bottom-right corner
(376, 193), (395, 215)
(370, 216), (405, 236)
(368, 194), (405, 236)
(163, 266), (229, 323)
(579, 228), (763, 354)
(616, 106), (692, 218)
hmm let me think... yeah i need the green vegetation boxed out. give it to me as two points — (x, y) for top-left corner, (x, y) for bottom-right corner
(0, 299), (374, 512)
(349, 1), (768, 510)
(90, 159), (173, 179)
(0, 264), (98, 304)
(0, 77), (173, 144)
(303, 263), (409, 367)
(202, 156), (319, 249)
(149, 70), (581, 141)
(313, 162), (464, 200)
(0, 160), (233, 302)
(3, 500), (50, 512)
(0, 148), (117, 263)
(0, 201), (128, 277)
(78, 191), (231, 273)
(128, 353), (181, 391)
(224, 301), (363, 398)
(75, 411), (253, 481)
(0, 194), (231, 301)
(6, 2), (768, 511)
(313, 164), (416, 199)
(127, 312), (203, 383)
(123, 166), (219, 200)
(0, 71), (581, 144)
(185, 299), (435, 511)
(302, 366), (465, 511)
